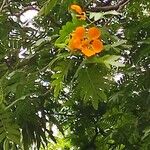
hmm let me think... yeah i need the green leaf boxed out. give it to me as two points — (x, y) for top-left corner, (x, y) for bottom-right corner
(0, 83), (3, 104)
(102, 55), (125, 68)
(3, 139), (9, 150)
(111, 40), (127, 47)
(7, 128), (20, 136)
(0, 105), (21, 145)
(142, 127), (150, 141)
(39, 0), (58, 16)
(7, 134), (20, 145)
(104, 10), (121, 16)
(86, 55), (125, 68)
(5, 94), (31, 110)
(55, 19), (86, 48)
(76, 66), (108, 109)
(0, 132), (6, 143)
(51, 60), (72, 98)
(141, 37), (150, 44)
(89, 11), (120, 21)
(89, 12), (104, 21)
(34, 37), (51, 47)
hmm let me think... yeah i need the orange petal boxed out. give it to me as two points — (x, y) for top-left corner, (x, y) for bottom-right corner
(73, 26), (85, 38)
(70, 4), (83, 14)
(68, 38), (82, 50)
(92, 39), (104, 53)
(81, 47), (96, 57)
(81, 39), (89, 48)
(88, 27), (101, 40)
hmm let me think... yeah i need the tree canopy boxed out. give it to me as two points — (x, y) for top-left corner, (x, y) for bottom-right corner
(0, 0), (150, 149)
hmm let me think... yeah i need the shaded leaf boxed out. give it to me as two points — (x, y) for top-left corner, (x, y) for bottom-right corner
(39, 0), (58, 16)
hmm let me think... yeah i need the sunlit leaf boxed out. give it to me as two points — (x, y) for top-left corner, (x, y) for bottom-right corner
(102, 55), (125, 68)
(89, 11), (120, 21)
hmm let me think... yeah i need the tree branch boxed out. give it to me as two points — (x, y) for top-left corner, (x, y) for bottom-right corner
(89, 0), (130, 12)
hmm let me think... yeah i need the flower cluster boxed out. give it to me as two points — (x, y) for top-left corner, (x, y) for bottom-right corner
(68, 26), (104, 57)
(70, 4), (86, 20)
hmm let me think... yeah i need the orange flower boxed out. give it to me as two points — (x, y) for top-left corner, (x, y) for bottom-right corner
(88, 27), (101, 40)
(70, 4), (83, 14)
(81, 39), (95, 57)
(68, 26), (104, 57)
(68, 38), (82, 50)
(73, 26), (85, 38)
(68, 26), (85, 50)
(81, 48), (96, 57)
(81, 39), (103, 57)
(70, 4), (86, 20)
(91, 40), (103, 53)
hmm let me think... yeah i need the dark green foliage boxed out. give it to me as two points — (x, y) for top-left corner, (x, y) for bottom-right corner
(0, 0), (149, 149)
(0, 105), (21, 149)
(76, 64), (109, 109)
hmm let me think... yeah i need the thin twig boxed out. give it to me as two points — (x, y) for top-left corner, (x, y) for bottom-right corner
(117, 0), (130, 11)
(88, 0), (130, 12)
(104, 0), (130, 26)
(5, 94), (31, 110)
